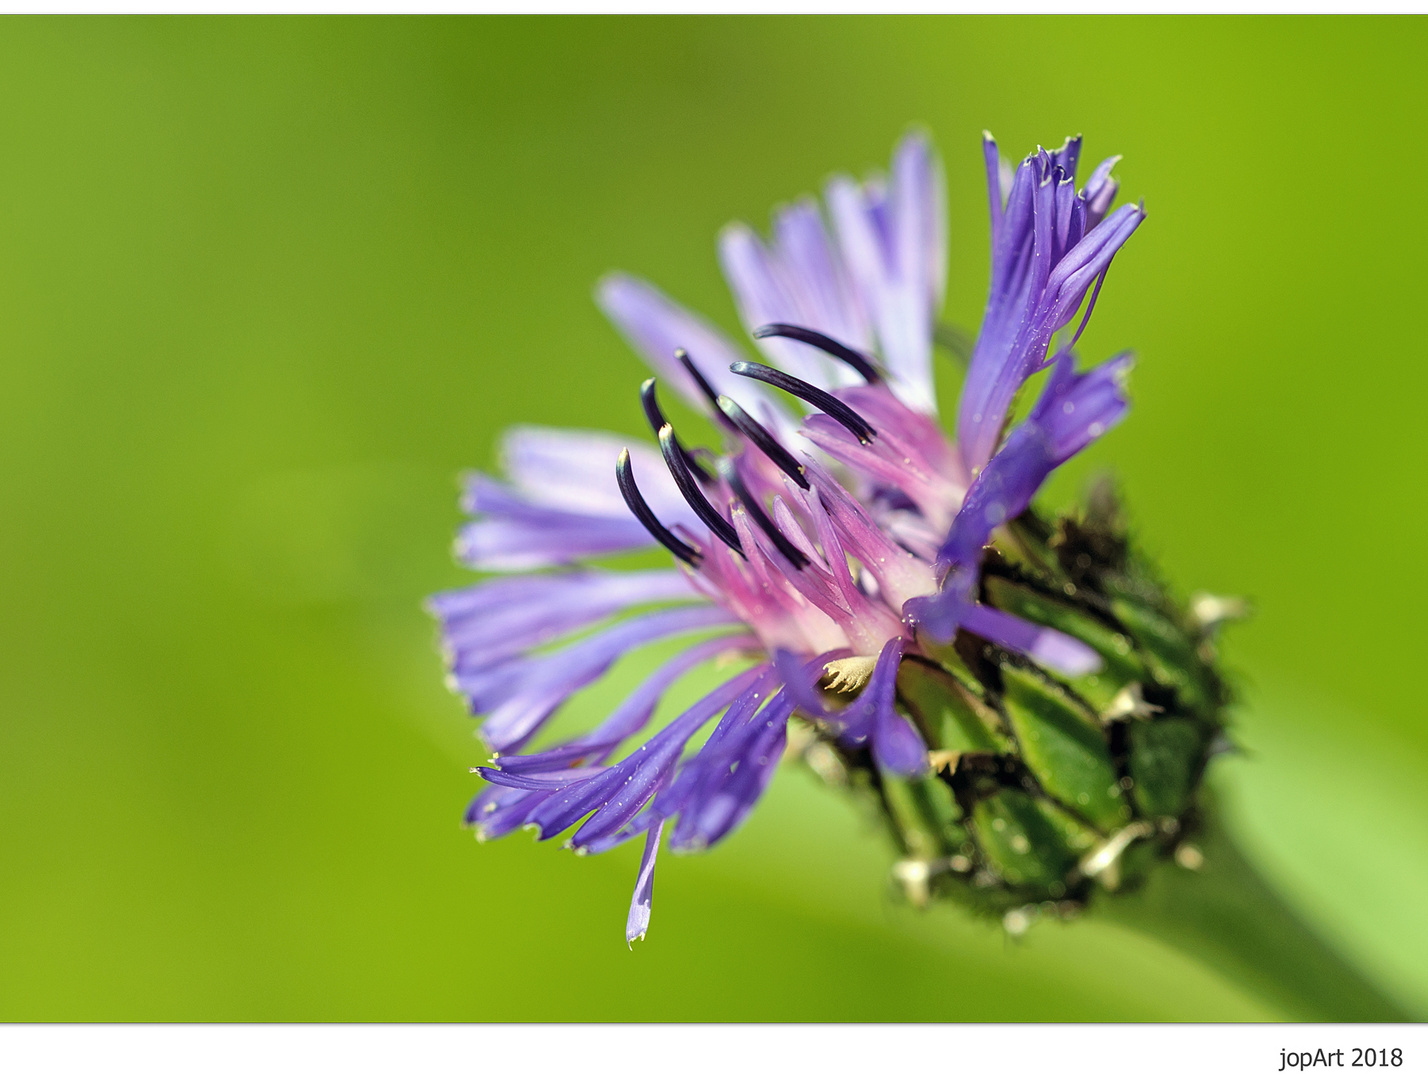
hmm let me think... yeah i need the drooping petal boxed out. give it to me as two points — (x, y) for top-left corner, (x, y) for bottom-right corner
(626, 819), (665, 945)
(664, 688), (796, 852)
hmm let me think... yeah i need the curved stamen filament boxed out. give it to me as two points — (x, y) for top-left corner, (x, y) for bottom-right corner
(718, 459), (810, 570)
(640, 378), (713, 481)
(752, 323), (881, 384)
(729, 361), (877, 445)
(657, 424), (744, 556)
(674, 347), (736, 430)
(714, 395), (810, 490)
(616, 448), (702, 566)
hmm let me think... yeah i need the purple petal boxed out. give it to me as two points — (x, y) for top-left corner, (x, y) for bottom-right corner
(625, 820), (665, 945)
(957, 141), (1142, 474)
(429, 568), (696, 668)
(457, 605), (737, 753)
(666, 690), (795, 852)
(455, 475), (656, 570)
(490, 634), (760, 780)
(939, 351), (1132, 575)
(499, 426), (696, 529)
(956, 604), (1103, 678)
(569, 664), (776, 849)
(526, 663), (768, 842)
(595, 272), (789, 429)
(464, 783), (548, 841)
(778, 638), (925, 777)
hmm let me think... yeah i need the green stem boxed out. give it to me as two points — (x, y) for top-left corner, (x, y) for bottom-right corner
(1096, 805), (1416, 1021)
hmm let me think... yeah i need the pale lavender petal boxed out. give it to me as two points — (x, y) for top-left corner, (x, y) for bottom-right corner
(718, 222), (845, 389)
(457, 605), (737, 753)
(500, 426), (694, 528)
(890, 130), (947, 331)
(771, 198), (872, 353)
(824, 134), (942, 414)
(626, 820), (665, 945)
(595, 272), (788, 426)
(429, 568), (696, 668)
(456, 475), (655, 570)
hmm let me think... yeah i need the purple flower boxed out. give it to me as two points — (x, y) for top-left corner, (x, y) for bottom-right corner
(433, 131), (1142, 943)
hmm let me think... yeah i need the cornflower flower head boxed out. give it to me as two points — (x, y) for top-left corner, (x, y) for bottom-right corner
(430, 131), (1234, 945)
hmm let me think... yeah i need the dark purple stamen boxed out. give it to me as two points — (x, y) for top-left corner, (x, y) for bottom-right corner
(640, 378), (713, 481)
(674, 347), (736, 430)
(615, 448), (702, 567)
(714, 395), (810, 491)
(729, 361), (877, 445)
(718, 459), (810, 570)
(657, 424), (744, 556)
(752, 323), (881, 384)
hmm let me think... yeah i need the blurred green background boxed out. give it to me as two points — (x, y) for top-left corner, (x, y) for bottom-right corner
(0, 15), (1425, 1020)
